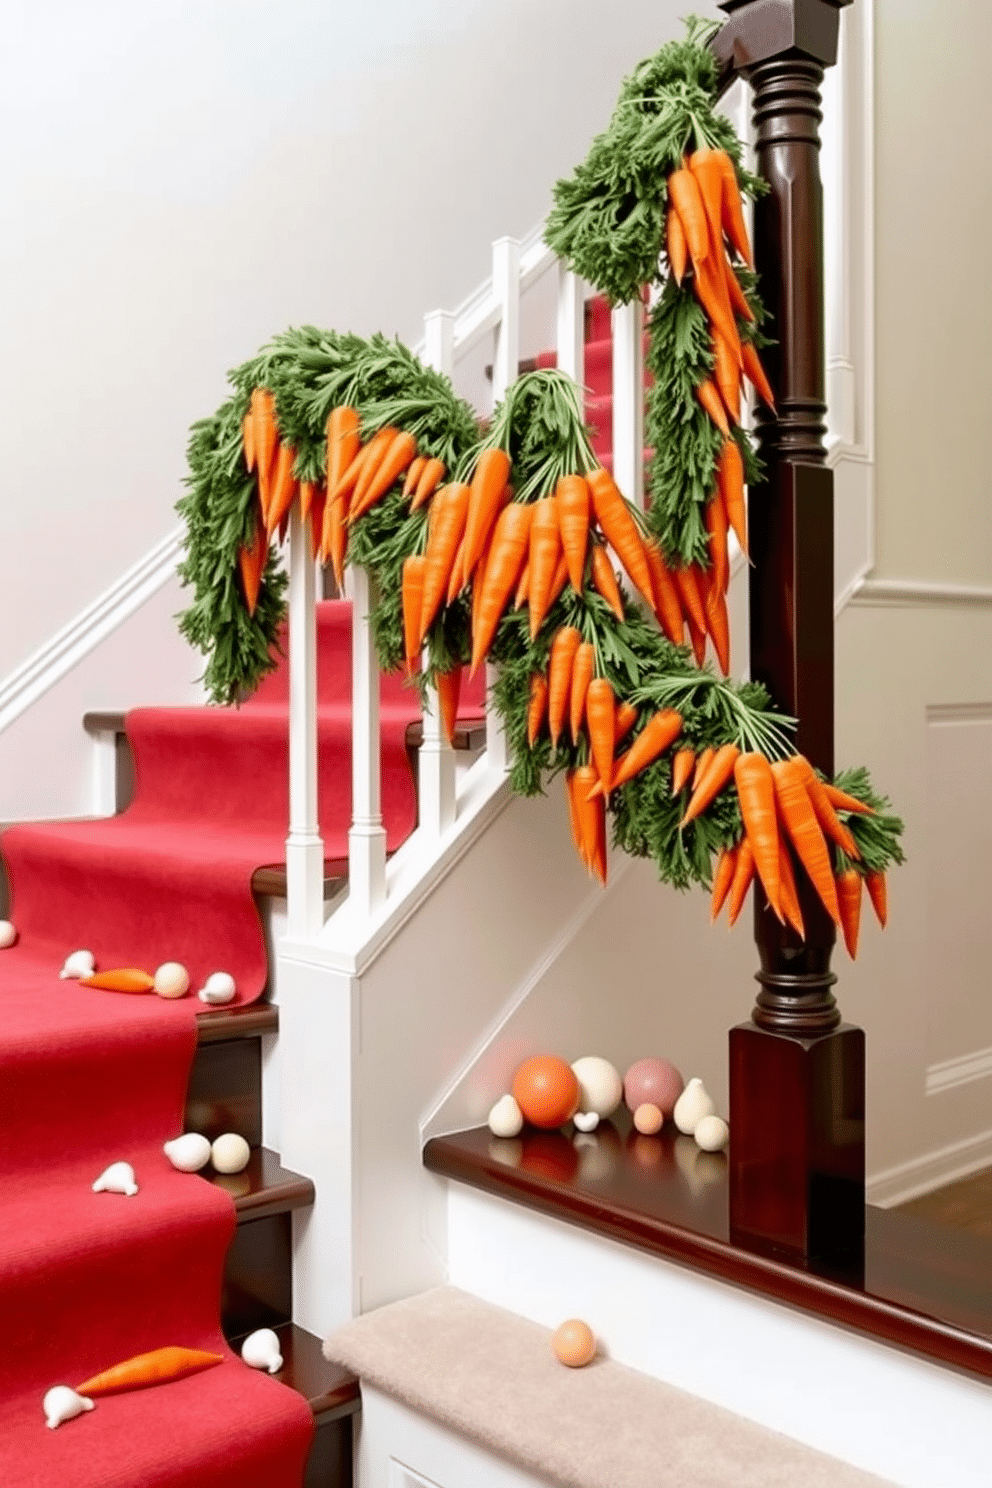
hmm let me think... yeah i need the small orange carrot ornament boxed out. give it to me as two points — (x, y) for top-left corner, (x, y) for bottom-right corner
(80, 969), (155, 993)
(76, 1346), (223, 1397)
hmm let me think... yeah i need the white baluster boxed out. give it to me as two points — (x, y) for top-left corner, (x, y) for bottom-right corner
(611, 298), (645, 510)
(285, 504), (325, 938)
(89, 727), (118, 817)
(420, 310), (457, 836)
(555, 262), (585, 387)
(347, 563), (387, 915)
(486, 236), (521, 775)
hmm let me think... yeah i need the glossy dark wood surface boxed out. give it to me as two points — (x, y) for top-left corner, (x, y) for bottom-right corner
(208, 1145), (316, 1221)
(424, 1118), (992, 1384)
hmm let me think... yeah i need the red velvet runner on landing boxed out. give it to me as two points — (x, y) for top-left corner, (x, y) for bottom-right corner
(0, 600), (483, 1486)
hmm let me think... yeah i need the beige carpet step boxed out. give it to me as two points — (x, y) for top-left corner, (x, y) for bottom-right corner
(324, 1285), (895, 1488)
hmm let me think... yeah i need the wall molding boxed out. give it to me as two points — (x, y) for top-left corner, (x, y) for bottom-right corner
(0, 525), (185, 736)
(848, 578), (992, 610)
(867, 1126), (992, 1208)
(926, 1044), (992, 1098)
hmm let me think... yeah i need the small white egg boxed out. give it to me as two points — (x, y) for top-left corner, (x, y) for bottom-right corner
(570, 1056), (623, 1118)
(153, 961), (189, 999)
(43, 1386), (95, 1429)
(211, 1133), (251, 1174)
(241, 1327), (283, 1374)
(163, 1133), (212, 1173)
(92, 1161), (139, 1196)
(198, 971), (236, 1005)
(59, 949), (95, 979)
(572, 1110), (600, 1133)
(673, 1077), (716, 1136)
(487, 1094), (523, 1139)
(694, 1114), (729, 1152)
(0, 919), (17, 948)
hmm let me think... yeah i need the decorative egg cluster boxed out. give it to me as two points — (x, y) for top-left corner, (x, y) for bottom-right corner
(487, 1050), (728, 1154)
(56, 948), (237, 1004)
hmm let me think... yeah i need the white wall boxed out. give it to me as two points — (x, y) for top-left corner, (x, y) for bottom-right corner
(0, 0), (717, 679)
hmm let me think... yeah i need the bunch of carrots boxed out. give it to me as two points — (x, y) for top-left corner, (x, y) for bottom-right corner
(663, 146), (777, 673)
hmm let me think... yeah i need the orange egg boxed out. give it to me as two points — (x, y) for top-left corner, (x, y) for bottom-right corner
(512, 1056), (579, 1130)
(552, 1318), (596, 1368)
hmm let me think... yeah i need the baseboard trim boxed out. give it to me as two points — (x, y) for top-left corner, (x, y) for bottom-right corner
(926, 1044), (992, 1098)
(0, 526), (185, 735)
(848, 578), (992, 610)
(867, 1126), (992, 1208)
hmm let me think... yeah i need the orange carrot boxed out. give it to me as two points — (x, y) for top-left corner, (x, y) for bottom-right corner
(705, 585), (730, 675)
(727, 838), (755, 926)
(822, 781), (876, 816)
(606, 709), (683, 792)
(615, 700), (638, 742)
(587, 466), (654, 609)
(572, 764), (603, 876)
(323, 497), (348, 591)
(667, 168), (710, 267)
(591, 544), (624, 620)
(308, 484), (327, 562)
(585, 677), (616, 795)
(692, 250), (743, 364)
(671, 747), (695, 795)
(693, 747), (714, 789)
(771, 757), (842, 927)
(711, 845), (737, 922)
(545, 550), (570, 613)
(470, 503), (533, 672)
(673, 564), (707, 636)
(555, 474), (592, 591)
(666, 203), (688, 285)
(351, 429), (418, 519)
(742, 340), (776, 411)
(569, 642), (595, 745)
(76, 1346), (223, 1397)
(410, 457), (446, 512)
(564, 769), (582, 855)
(643, 538), (685, 646)
(865, 869), (888, 927)
(528, 497), (562, 640)
(348, 426), (399, 518)
(298, 479), (317, 523)
(436, 667), (461, 748)
(696, 378), (730, 438)
(688, 148), (727, 259)
(591, 787), (608, 885)
(718, 439), (748, 557)
(836, 868), (862, 957)
(325, 406), (361, 496)
(686, 614), (707, 667)
(237, 521), (267, 617)
(793, 756), (860, 859)
(463, 447), (512, 576)
(713, 332), (741, 424)
(704, 493), (730, 598)
(681, 743), (740, 827)
(266, 442), (298, 537)
(715, 149), (753, 266)
(242, 412), (256, 473)
(403, 455), (427, 498)
(402, 554), (425, 674)
(778, 841), (806, 939)
(252, 389), (279, 520)
(527, 673), (548, 746)
(328, 439), (373, 510)
(547, 627), (582, 747)
(80, 968), (155, 993)
(513, 558), (530, 611)
(733, 752), (782, 921)
(724, 258), (756, 322)
(419, 482), (470, 643)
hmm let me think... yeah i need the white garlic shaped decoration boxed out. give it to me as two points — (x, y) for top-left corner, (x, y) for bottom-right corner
(487, 1094), (523, 1139)
(211, 1133), (251, 1174)
(163, 1133), (212, 1173)
(241, 1327), (283, 1374)
(43, 1386), (95, 1429)
(570, 1056), (623, 1119)
(672, 1077), (716, 1136)
(60, 949), (95, 980)
(0, 919), (17, 948)
(694, 1114), (729, 1153)
(198, 971), (236, 1005)
(92, 1161), (139, 1196)
(153, 962), (189, 999)
(572, 1110), (600, 1133)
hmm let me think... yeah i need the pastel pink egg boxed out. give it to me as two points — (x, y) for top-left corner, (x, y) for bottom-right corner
(623, 1057), (684, 1118)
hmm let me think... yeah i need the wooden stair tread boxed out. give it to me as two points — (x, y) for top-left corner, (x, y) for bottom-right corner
(424, 1119), (992, 1386)
(213, 1146), (315, 1221)
(224, 1322), (360, 1423)
(195, 1003), (278, 1043)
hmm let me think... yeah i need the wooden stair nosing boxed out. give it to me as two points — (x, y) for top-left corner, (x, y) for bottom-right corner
(224, 1321), (360, 1424)
(196, 1002), (278, 1044)
(218, 1146), (315, 1222)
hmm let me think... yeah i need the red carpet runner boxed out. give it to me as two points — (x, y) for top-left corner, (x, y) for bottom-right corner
(0, 600), (483, 1486)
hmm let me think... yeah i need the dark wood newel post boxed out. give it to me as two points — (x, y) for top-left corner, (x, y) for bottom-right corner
(713, 0), (863, 1263)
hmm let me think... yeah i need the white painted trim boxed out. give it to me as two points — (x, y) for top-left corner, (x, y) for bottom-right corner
(926, 1044), (992, 1098)
(0, 525), (184, 735)
(848, 579), (992, 610)
(867, 1127), (992, 1208)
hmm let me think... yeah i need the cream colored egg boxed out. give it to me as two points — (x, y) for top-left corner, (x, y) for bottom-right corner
(211, 1132), (251, 1174)
(633, 1102), (663, 1135)
(572, 1110), (600, 1133)
(92, 1160), (139, 1196)
(153, 962), (190, 999)
(163, 1133), (212, 1172)
(487, 1094), (523, 1139)
(694, 1114), (729, 1152)
(570, 1056), (623, 1118)
(0, 919), (17, 949)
